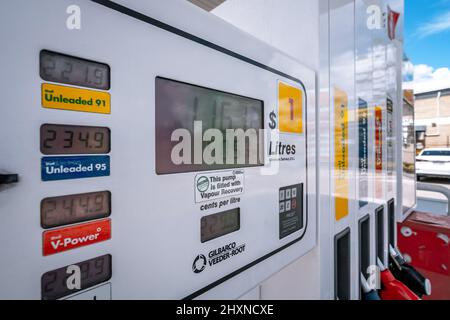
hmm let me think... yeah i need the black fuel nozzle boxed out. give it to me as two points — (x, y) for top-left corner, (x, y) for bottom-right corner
(388, 245), (432, 298)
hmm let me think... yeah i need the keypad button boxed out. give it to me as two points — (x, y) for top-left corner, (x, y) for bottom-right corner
(292, 198), (297, 210)
(286, 200), (291, 211)
(286, 189), (291, 199)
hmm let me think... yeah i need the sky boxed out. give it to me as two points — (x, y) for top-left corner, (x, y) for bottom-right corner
(405, 0), (450, 93)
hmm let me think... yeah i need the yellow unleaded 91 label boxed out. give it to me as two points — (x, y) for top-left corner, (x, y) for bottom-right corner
(41, 83), (110, 114)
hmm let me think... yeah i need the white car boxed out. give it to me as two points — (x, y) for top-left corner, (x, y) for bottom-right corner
(416, 148), (450, 180)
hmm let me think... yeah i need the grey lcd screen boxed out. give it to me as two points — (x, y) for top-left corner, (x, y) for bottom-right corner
(41, 191), (111, 229)
(201, 208), (240, 243)
(41, 255), (111, 300)
(40, 124), (111, 155)
(40, 50), (110, 90)
(155, 77), (264, 174)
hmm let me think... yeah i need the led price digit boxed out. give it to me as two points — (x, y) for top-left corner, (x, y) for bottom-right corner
(40, 124), (110, 155)
(40, 50), (110, 90)
(41, 191), (111, 229)
(201, 208), (240, 243)
(41, 255), (112, 300)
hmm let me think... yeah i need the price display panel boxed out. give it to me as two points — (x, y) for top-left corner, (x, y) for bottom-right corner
(41, 191), (111, 229)
(41, 255), (112, 300)
(40, 124), (111, 155)
(155, 77), (264, 174)
(201, 208), (240, 243)
(40, 50), (110, 90)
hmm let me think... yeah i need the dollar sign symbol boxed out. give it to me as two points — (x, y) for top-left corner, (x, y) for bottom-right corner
(269, 111), (277, 130)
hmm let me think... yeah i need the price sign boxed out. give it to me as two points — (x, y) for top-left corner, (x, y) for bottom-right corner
(201, 208), (240, 243)
(41, 191), (111, 229)
(41, 255), (112, 300)
(278, 81), (304, 134)
(40, 124), (110, 155)
(40, 50), (110, 90)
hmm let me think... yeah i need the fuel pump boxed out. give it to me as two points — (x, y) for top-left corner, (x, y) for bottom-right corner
(0, 0), (408, 301)
(0, 0), (317, 300)
(388, 245), (431, 298)
(377, 258), (419, 300)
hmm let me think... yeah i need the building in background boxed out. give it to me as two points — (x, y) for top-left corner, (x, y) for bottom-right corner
(415, 88), (450, 153)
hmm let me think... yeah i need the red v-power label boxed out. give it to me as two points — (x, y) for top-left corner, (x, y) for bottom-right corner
(43, 219), (111, 256)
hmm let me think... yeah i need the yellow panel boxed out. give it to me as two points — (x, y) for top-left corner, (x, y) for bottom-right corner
(334, 88), (349, 221)
(42, 83), (110, 114)
(375, 106), (383, 199)
(278, 81), (303, 134)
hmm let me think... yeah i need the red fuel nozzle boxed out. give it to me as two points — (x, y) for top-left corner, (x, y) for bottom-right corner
(378, 258), (420, 300)
(389, 245), (432, 298)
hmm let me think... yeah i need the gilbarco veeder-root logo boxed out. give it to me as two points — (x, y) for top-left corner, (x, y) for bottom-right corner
(192, 242), (246, 273)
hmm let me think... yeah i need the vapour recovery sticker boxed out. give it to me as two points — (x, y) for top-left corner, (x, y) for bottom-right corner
(41, 156), (110, 181)
(195, 170), (244, 203)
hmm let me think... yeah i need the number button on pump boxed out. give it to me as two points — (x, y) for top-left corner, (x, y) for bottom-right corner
(291, 198), (297, 210)
(279, 202), (285, 213)
(279, 190), (285, 201)
(286, 200), (291, 211)
(285, 189), (291, 199)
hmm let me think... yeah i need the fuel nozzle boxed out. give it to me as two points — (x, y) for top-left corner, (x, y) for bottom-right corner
(360, 273), (381, 300)
(378, 258), (420, 300)
(388, 245), (432, 298)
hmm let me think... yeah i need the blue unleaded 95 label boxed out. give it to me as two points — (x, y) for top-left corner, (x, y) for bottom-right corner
(41, 156), (110, 181)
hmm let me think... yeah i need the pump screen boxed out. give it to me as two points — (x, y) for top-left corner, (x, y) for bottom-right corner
(155, 77), (264, 174)
(41, 191), (111, 229)
(41, 255), (111, 300)
(40, 50), (110, 90)
(201, 208), (240, 243)
(40, 124), (110, 155)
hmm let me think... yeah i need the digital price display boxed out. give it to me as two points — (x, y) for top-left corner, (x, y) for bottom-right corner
(41, 255), (112, 300)
(40, 124), (110, 155)
(201, 208), (240, 243)
(40, 50), (110, 90)
(155, 77), (264, 174)
(41, 191), (111, 229)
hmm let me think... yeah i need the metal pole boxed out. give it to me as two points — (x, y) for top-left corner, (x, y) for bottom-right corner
(417, 182), (450, 216)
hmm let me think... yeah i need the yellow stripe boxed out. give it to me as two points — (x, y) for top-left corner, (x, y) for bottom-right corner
(334, 88), (349, 221)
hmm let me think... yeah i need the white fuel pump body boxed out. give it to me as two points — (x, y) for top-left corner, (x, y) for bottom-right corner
(0, 0), (316, 299)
